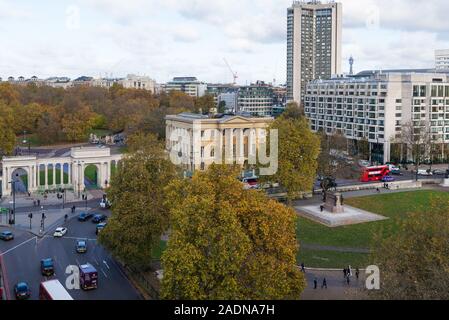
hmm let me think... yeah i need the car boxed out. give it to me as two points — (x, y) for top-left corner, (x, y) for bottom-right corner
(76, 240), (88, 253)
(14, 282), (31, 300)
(78, 212), (94, 221)
(390, 168), (403, 175)
(381, 175), (395, 182)
(96, 222), (107, 235)
(358, 160), (371, 167)
(92, 214), (107, 223)
(0, 230), (14, 241)
(40, 258), (54, 276)
(417, 169), (433, 176)
(53, 227), (68, 237)
(432, 169), (446, 175)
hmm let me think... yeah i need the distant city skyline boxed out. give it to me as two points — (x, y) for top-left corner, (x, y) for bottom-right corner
(1, 0), (449, 84)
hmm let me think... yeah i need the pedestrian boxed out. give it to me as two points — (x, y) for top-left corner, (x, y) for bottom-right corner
(37, 199), (40, 206)
(356, 268), (359, 280)
(348, 265), (352, 277)
(301, 262), (305, 273)
(64, 214), (68, 222)
(346, 275), (350, 286)
(320, 205), (324, 212)
(313, 278), (318, 289)
(376, 188), (380, 193)
(343, 268), (347, 278)
(321, 278), (327, 289)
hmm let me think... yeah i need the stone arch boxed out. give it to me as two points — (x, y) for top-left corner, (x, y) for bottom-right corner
(84, 164), (100, 189)
(11, 167), (29, 193)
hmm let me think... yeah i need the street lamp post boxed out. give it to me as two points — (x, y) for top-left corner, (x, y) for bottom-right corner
(8, 180), (17, 225)
(40, 206), (46, 233)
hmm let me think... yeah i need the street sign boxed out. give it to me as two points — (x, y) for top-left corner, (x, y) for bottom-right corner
(0, 207), (8, 214)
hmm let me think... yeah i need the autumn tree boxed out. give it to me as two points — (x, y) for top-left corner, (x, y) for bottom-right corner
(195, 94), (215, 114)
(370, 197), (449, 300)
(161, 164), (305, 300)
(98, 133), (178, 268)
(0, 103), (16, 156)
(264, 104), (320, 202)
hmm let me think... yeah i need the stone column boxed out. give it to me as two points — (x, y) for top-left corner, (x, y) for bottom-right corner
(236, 128), (245, 165)
(224, 128), (234, 164)
(68, 164), (71, 185)
(60, 164), (64, 185)
(215, 129), (223, 164)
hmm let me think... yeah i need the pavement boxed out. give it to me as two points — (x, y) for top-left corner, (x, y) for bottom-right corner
(0, 209), (142, 300)
(301, 269), (369, 300)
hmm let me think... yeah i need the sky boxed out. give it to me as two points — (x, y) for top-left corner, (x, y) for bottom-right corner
(1, 0), (449, 85)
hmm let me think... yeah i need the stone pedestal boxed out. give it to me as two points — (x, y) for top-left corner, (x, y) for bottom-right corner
(441, 178), (449, 188)
(324, 192), (345, 214)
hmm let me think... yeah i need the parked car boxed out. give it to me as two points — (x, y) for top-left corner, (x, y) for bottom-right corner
(432, 169), (446, 175)
(390, 168), (402, 175)
(14, 282), (31, 300)
(381, 175), (395, 182)
(358, 160), (371, 167)
(53, 227), (68, 237)
(92, 214), (107, 223)
(78, 212), (94, 222)
(242, 177), (259, 190)
(40, 258), (54, 276)
(96, 222), (107, 235)
(0, 230), (14, 241)
(76, 240), (88, 253)
(417, 169), (433, 176)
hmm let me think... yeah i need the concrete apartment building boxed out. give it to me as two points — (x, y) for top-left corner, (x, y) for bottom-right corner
(165, 112), (273, 172)
(237, 81), (274, 117)
(287, 0), (342, 103)
(436, 49), (449, 70)
(165, 77), (207, 97)
(304, 70), (449, 164)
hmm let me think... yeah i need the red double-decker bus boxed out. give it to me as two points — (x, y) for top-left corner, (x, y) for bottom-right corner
(360, 165), (390, 182)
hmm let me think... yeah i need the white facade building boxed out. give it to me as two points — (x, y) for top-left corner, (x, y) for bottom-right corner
(165, 77), (207, 97)
(119, 74), (156, 93)
(165, 113), (273, 172)
(287, 0), (342, 103)
(304, 70), (449, 163)
(436, 49), (449, 70)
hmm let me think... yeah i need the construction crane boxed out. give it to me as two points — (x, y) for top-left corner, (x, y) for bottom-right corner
(223, 58), (238, 85)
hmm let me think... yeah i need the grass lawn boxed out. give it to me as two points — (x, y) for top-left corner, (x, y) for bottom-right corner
(16, 133), (42, 147)
(296, 190), (449, 267)
(90, 129), (113, 137)
(38, 169), (69, 186)
(84, 165), (98, 184)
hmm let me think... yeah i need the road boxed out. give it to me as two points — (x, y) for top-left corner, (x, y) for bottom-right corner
(0, 209), (142, 300)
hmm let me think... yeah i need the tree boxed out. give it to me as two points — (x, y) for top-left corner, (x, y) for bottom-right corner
(218, 100), (226, 113)
(282, 101), (304, 119)
(161, 164), (305, 300)
(0, 103), (16, 156)
(317, 130), (360, 181)
(393, 121), (432, 179)
(264, 109), (320, 202)
(370, 198), (449, 300)
(98, 133), (178, 268)
(195, 94), (215, 114)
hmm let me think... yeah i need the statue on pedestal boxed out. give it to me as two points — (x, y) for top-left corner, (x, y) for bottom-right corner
(323, 192), (345, 214)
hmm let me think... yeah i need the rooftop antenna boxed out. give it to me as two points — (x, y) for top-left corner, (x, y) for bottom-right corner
(349, 56), (354, 75)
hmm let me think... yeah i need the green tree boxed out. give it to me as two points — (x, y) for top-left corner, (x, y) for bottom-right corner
(218, 100), (226, 113)
(161, 164), (305, 300)
(370, 198), (449, 300)
(98, 133), (178, 268)
(265, 107), (320, 202)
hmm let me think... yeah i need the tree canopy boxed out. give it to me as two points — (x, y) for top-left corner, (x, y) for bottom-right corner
(161, 164), (305, 300)
(98, 133), (178, 268)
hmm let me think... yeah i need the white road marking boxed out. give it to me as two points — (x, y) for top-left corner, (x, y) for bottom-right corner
(103, 260), (110, 270)
(42, 235), (97, 241)
(101, 268), (108, 278)
(94, 257), (99, 265)
(0, 236), (37, 256)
